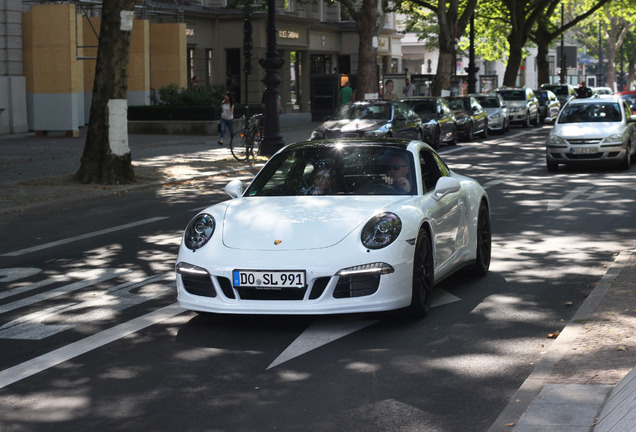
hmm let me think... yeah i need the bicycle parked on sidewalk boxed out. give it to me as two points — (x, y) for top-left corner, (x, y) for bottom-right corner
(230, 113), (264, 162)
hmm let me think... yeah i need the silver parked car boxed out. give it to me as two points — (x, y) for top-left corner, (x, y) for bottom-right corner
(496, 87), (540, 127)
(546, 97), (636, 171)
(471, 93), (510, 133)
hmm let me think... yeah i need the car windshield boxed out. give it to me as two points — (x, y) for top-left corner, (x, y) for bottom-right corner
(475, 97), (499, 108)
(558, 102), (622, 123)
(331, 103), (392, 121)
(446, 98), (469, 110)
(497, 90), (525, 101)
(543, 86), (568, 96)
(245, 144), (416, 196)
(406, 100), (436, 114)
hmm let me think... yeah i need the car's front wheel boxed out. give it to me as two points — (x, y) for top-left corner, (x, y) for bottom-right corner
(465, 123), (474, 142)
(523, 113), (531, 128)
(404, 227), (434, 318)
(546, 158), (558, 172)
(619, 143), (631, 170)
(471, 202), (492, 276)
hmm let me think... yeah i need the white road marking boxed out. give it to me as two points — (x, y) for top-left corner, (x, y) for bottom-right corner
(0, 268), (130, 314)
(0, 268), (42, 283)
(0, 303), (183, 389)
(1, 217), (168, 257)
(0, 273), (71, 301)
(547, 186), (593, 211)
(267, 288), (461, 369)
(0, 273), (173, 340)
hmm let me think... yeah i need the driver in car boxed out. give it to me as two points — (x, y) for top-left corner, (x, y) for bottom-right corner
(383, 152), (411, 194)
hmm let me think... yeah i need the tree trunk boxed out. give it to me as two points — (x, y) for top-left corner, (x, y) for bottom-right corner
(75, 0), (136, 185)
(354, 0), (382, 100)
(535, 23), (551, 86)
(503, 32), (525, 87)
(434, 16), (455, 96)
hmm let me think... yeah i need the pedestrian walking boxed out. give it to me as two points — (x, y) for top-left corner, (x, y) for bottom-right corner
(576, 81), (593, 98)
(338, 81), (356, 105)
(402, 78), (416, 97)
(218, 92), (234, 145)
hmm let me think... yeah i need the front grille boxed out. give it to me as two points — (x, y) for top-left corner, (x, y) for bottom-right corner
(565, 153), (603, 160)
(333, 274), (380, 298)
(236, 287), (307, 300)
(181, 271), (216, 298)
(218, 277), (235, 299)
(567, 138), (602, 145)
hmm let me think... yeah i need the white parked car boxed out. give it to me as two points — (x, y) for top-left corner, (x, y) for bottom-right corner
(546, 97), (636, 171)
(176, 139), (491, 318)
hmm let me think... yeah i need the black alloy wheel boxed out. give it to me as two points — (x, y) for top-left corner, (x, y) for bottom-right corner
(404, 227), (434, 318)
(472, 202), (492, 276)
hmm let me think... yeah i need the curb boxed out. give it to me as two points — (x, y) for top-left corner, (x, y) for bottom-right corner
(487, 249), (635, 432)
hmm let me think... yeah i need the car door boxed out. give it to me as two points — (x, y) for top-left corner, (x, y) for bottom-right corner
(420, 149), (465, 273)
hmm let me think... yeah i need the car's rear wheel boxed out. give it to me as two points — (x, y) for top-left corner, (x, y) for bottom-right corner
(471, 202), (491, 276)
(404, 227), (434, 318)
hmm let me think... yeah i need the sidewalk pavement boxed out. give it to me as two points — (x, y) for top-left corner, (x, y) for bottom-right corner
(1, 112), (635, 431)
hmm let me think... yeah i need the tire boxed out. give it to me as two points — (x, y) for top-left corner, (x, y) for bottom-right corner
(546, 159), (558, 172)
(619, 144), (631, 170)
(504, 118), (510, 133)
(480, 120), (489, 138)
(431, 127), (440, 150)
(404, 227), (434, 318)
(449, 126), (458, 146)
(465, 123), (474, 142)
(532, 111), (540, 126)
(471, 202), (492, 276)
(523, 113), (531, 128)
(230, 130), (252, 162)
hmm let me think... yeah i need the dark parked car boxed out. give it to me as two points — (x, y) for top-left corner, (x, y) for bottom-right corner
(540, 83), (577, 106)
(401, 96), (458, 149)
(310, 100), (423, 141)
(471, 93), (510, 134)
(444, 96), (488, 141)
(534, 89), (561, 123)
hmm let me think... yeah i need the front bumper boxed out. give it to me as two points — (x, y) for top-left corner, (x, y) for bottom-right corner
(175, 241), (416, 315)
(546, 139), (628, 166)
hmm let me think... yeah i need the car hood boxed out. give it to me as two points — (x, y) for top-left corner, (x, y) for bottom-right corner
(506, 100), (527, 108)
(553, 122), (624, 138)
(317, 119), (388, 133)
(221, 196), (406, 251)
(453, 110), (470, 120)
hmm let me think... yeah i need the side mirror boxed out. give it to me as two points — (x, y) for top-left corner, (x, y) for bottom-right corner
(432, 177), (461, 201)
(224, 179), (243, 199)
(544, 116), (555, 125)
(629, 115), (636, 123)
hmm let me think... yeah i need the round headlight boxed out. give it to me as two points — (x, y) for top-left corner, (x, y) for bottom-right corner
(361, 213), (402, 249)
(184, 213), (215, 251)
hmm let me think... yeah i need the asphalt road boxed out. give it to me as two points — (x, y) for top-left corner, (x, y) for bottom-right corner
(1, 125), (636, 431)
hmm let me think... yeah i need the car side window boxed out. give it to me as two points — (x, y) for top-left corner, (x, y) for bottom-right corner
(419, 149), (444, 193)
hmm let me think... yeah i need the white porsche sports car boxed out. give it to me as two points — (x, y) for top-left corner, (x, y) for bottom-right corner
(176, 139), (491, 318)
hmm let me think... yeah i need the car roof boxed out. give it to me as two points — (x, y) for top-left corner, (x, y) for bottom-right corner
(565, 96), (619, 105)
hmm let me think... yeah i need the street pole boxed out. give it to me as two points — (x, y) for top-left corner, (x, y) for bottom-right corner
(598, 21), (604, 87)
(258, 0), (285, 157)
(559, 3), (566, 84)
(465, 12), (478, 94)
(243, 4), (252, 118)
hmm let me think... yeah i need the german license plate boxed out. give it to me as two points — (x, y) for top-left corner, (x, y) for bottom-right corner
(571, 147), (598, 154)
(232, 270), (306, 288)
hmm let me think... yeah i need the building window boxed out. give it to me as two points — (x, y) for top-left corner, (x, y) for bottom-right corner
(188, 47), (195, 84)
(311, 55), (332, 74)
(206, 49), (213, 89)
